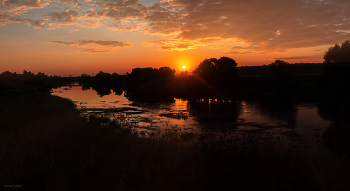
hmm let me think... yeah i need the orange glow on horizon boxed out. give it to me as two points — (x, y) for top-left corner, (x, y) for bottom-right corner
(0, 40), (328, 76)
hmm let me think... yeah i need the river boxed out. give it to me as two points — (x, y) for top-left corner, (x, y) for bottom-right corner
(51, 85), (331, 147)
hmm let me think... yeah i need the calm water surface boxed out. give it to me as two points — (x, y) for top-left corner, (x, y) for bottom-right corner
(52, 86), (331, 146)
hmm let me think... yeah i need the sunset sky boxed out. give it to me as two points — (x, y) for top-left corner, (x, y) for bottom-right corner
(1, 0), (350, 76)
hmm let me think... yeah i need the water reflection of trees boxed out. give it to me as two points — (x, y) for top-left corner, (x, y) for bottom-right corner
(112, 86), (123, 96)
(81, 85), (91, 91)
(318, 102), (350, 153)
(244, 101), (297, 128)
(187, 99), (242, 128)
(91, 86), (111, 97)
(124, 91), (175, 103)
(85, 85), (123, 97)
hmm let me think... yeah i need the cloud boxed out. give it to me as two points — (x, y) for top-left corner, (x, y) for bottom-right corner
(109, 23), (141, 31)
(45, 9), (102, 28)
(83, 0), (148, 31)
(227, 51), (253, 55)
(49, 39), (132, 53)
(143, 0), (350, 51)
(57, 0), (79, 5)
(19, 8), (103, 29)
(91, 0), (145, 19)
(27, 54), (39, 57)
(0, 0), (49, 28)
(0, 12), (14, 26)
(1, 0), (350, 54)
(142, 1), (187, 35)
(273, 56), (316, 60)
(70, 28), (79, 33)
(144, 37), (240, 51)
(47, 9), (79, 23)
(107, 20), (143, 31)
(0, 0), (50, 12)
(27, 19), (52, 29)
(144, 38), (200, 51)
(79, 48), (111, 53)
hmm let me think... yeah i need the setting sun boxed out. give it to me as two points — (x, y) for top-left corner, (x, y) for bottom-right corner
(182, 65), (187, 70)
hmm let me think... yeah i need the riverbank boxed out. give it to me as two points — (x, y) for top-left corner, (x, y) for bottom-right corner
(1, 92), (350, 190)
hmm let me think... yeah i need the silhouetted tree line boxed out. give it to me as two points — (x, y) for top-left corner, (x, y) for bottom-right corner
(238, 63), (324, 76)
(77, 67), (175, 98)
(0, 70), (73, 94)
(80, 71), (124, 86)
(121, 67), (175, 101)
(78, 71), (126, 97)
(126, 67), (175, 89)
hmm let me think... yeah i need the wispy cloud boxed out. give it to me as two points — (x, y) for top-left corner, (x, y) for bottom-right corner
(49, 40), (132, 53)
(273, 56), (316, 60)
(47, 9), (79, 23)
(144, 37), (240, 51)
(13, 41), (27, 43)
(0, 12), (19, 26)
(0, 0), (50, 13)
(27, 54), (39, 57)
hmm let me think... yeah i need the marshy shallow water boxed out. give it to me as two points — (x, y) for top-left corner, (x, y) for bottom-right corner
(52, 85), (331, 147)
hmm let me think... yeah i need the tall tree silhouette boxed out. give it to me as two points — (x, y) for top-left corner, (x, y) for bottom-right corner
(193, 57), (238, 90)
(268, 60), (294, 92)
(1, 71), (20, 83)
(323, 40), (350, 76)
(215, 57), (238, 89)
(324, 40), (350, 63)
(269, 59), (293, 78)
(193, 58), (217, 81)
(127, 67), (158, 89)
(95, 71), (112, 85)
(126, 67), (175, 90)
(158, 67), (175, 84)
(322, 40), (350, 98)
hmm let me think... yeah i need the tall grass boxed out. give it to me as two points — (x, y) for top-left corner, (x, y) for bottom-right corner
(1, 92), (350, 190)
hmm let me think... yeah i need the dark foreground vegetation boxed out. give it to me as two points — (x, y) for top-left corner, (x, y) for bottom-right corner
(1, 91), (350, 190)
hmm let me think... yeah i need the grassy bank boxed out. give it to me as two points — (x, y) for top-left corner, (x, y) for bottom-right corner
(1, 92), (350, 190)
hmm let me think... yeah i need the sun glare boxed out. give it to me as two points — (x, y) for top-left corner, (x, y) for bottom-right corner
(182, 65), (186, 70)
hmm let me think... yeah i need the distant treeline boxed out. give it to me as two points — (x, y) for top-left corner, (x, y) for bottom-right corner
(238, 63), (324, 76)
(0, 70), (75, 93)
